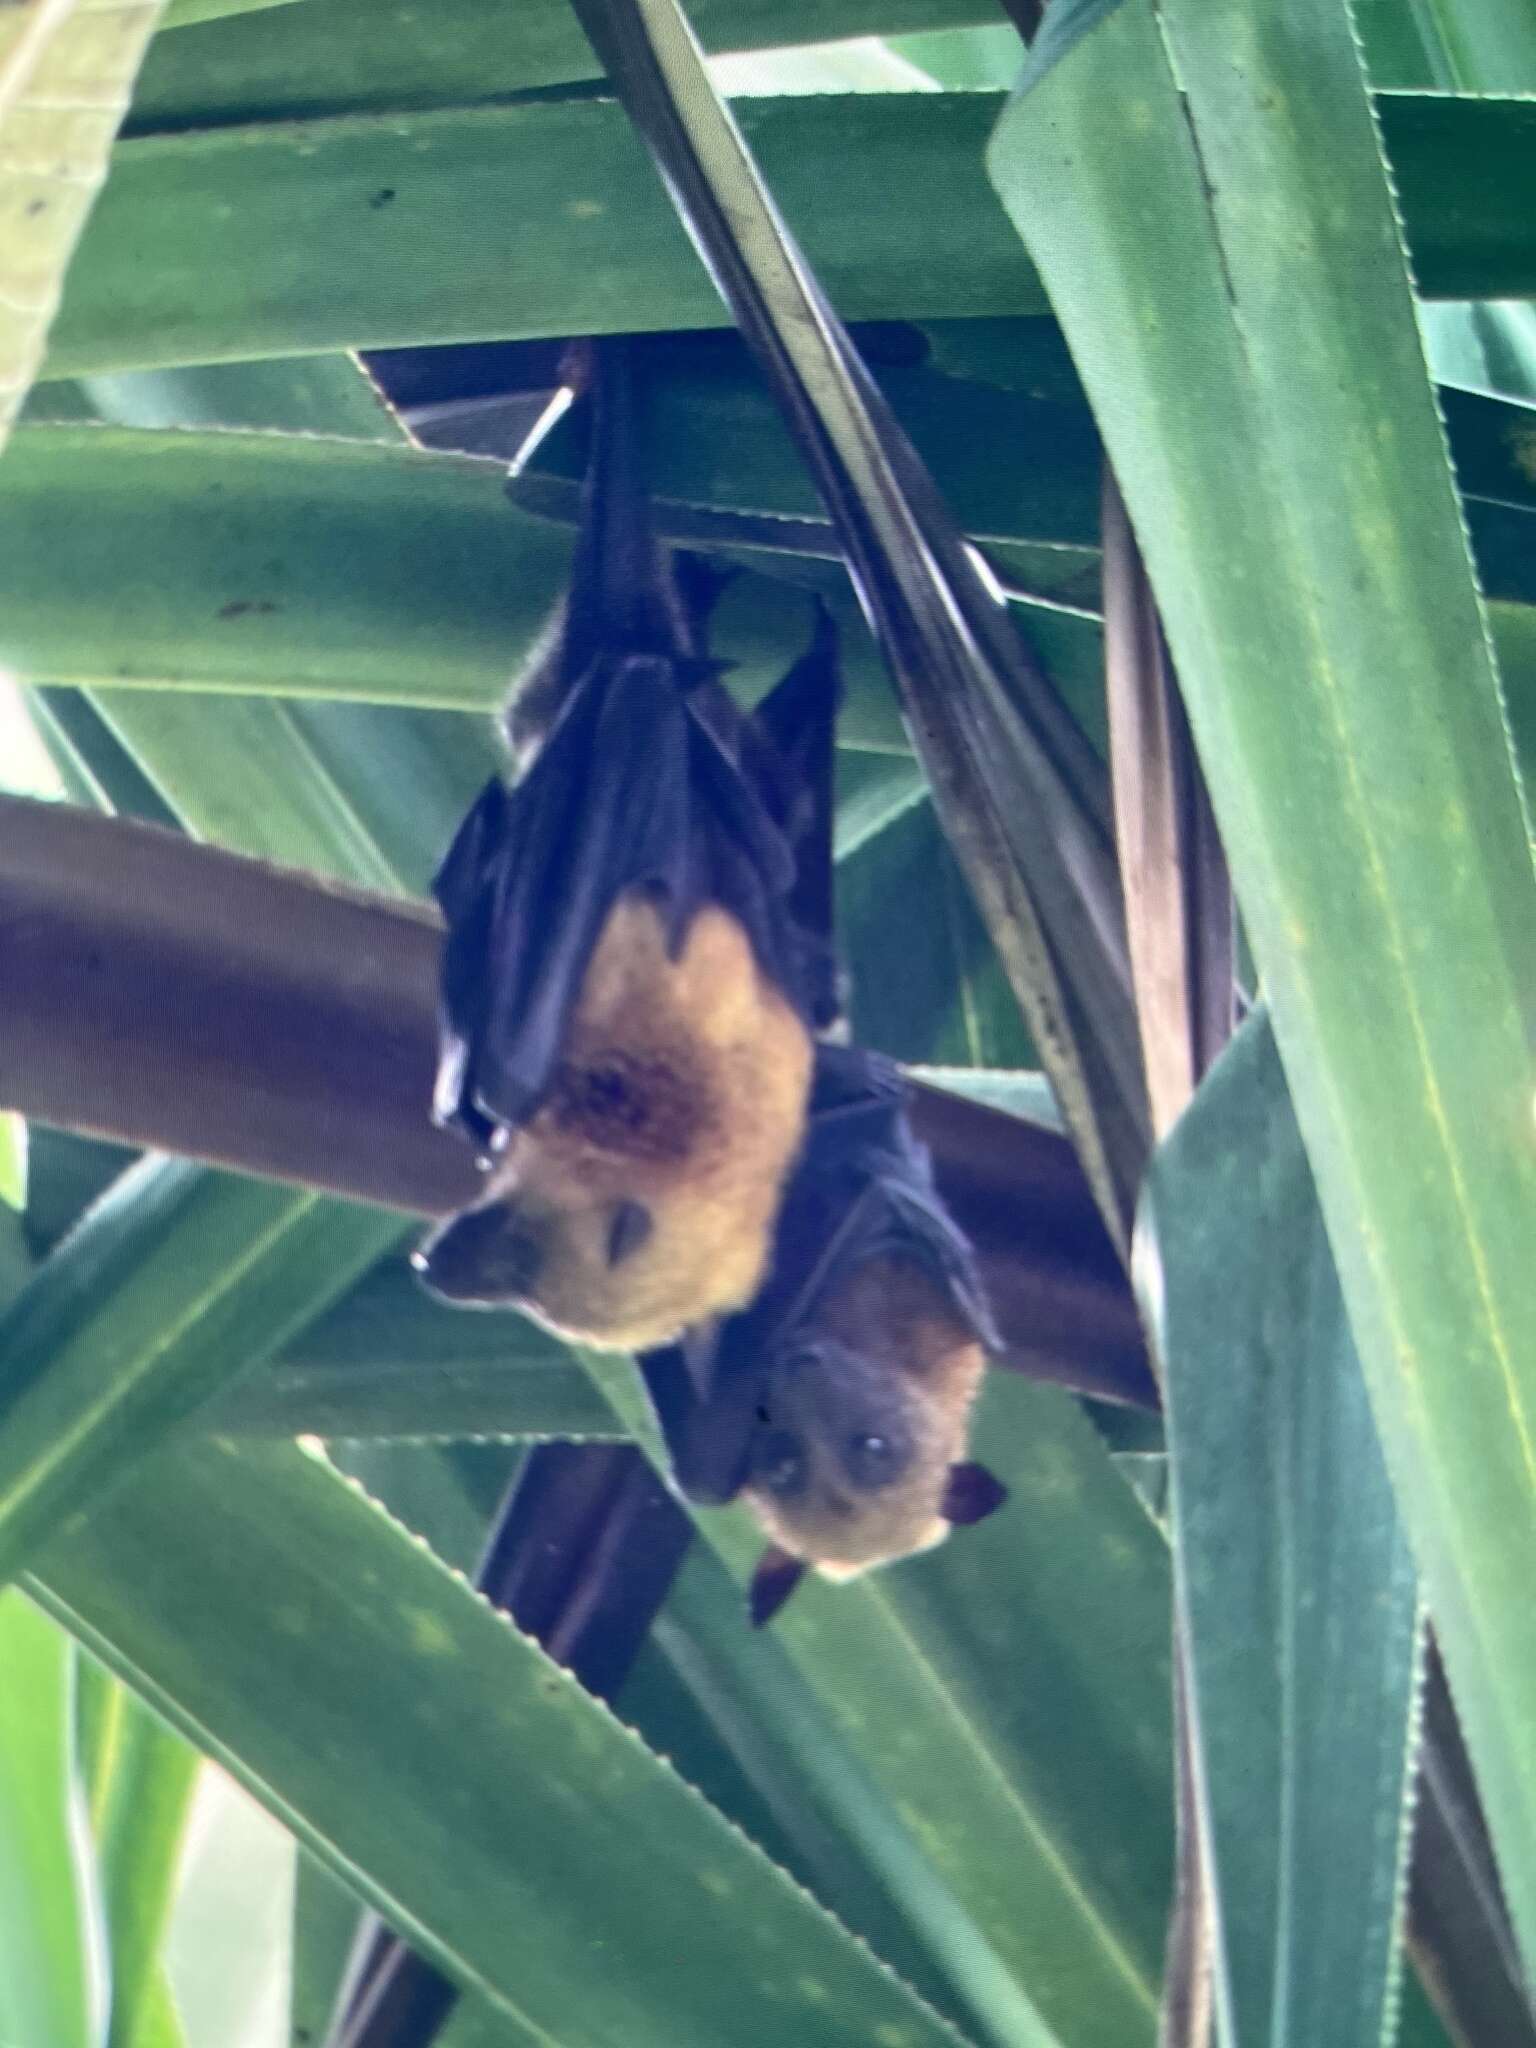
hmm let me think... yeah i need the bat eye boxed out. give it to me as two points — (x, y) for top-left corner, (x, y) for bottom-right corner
(844, 1433), (905, 1490)
(606, 1199), (654, 1267)
(751, 1429), (808, 1500)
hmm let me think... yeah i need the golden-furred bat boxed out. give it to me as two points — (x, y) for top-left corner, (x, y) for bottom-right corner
(640, 1044), (1007, 1624)
(415, 342), (838, 1351)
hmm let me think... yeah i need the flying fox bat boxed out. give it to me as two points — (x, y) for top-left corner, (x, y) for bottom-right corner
(414, 342), (837, 1351)
(640, 1044), (1007, 1624)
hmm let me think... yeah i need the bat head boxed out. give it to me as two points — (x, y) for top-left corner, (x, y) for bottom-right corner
(415, 1158), (770, 1352)
(747, 1454), (1006, 1626)
(413, 1135), (789, 1352)
(417, 903), (815, 1350)
(741, 1256), (992, 1579)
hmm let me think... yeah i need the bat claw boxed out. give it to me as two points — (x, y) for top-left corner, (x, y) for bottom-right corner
(748, 1545), (807, 1627)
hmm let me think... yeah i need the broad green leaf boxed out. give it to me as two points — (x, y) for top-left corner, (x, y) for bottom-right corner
(517, 342), (1102, 548)
(521, 350), (1536, 611)
(78, 356), (400, 438)
(530, 365), (1536, 684)
(1408, 0), (1536, 88)
(27, 1437), (966, 2048)
(1012, 0), (1121, 87)
(0, 425), (566, 705)
(917, 315), (1088, 402)
(162, 0), (301, 28)
(0, 0), (167, 443)
(1137, 1011), (1422, 2047)
(214, 1256), (621, 1443)
(97, 694), (403, 889)
(327, 1440), (521, 1585)
(0, 423), (907, 748)
(30, 687), (182, 827)
(22, 1128), (137, 1257)
(707, 36), (944, 94)
(0, 1110), (27, 1209)
(887, 26), (1024, 89)
(49, 96), (1044, 377)
(122, 1970), (187, 2048)
(911, 1065), (1062, 1130)
(217, 1356), (623, 1444)
(1380, 89), (1536, 300)
(5, 414), (1529, 763)
(1354, 0), (1439, 86)
(67, 356), (503, 890)
(989, 0), (1536, 1975)
(128, 0), (1000, 128)
(839, 796), (1037, 1067)
(26, 91), (1531, 379)
(91, 1683), (199, 2048)
(0, 1202), (31, 1315)
(289, 1857), (360, 2048)
(0, 1149), (401, 1583)
(0, 1590), (107, 2048)
(303, 1361), (1169, 2045)
(629, 1539), (1057, 2048)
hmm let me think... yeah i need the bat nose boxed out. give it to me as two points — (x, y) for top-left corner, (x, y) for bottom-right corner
(412, 1204), (542, 1304)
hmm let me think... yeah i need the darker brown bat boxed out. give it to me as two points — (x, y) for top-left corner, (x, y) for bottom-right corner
(640, 1044), (1007, 1623)
(415, 343), (838, 1351)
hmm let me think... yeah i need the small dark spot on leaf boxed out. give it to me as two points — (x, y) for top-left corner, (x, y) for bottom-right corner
(217, 598), (278, 620)
(369, 187), (397, 210)
(26, 198), (46, 217)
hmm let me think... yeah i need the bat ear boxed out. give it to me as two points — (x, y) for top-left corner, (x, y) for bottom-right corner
(748, 1545), (807, 1628)
(942, 1462), (1009, 1528)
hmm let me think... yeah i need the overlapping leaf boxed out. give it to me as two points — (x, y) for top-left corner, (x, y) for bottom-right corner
(990, 0), (1536, 1982)
(1138, 1012), (1422, 2047)
(31, 1438), (968, 2048)
(0, 0), (167, 442)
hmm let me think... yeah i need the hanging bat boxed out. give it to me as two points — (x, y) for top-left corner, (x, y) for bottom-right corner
(414, 342), (838, 1351)
(640, 1044), (1008, 1624)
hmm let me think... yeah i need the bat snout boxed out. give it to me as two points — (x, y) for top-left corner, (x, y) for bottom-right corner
(412, 1203), (543, 1306)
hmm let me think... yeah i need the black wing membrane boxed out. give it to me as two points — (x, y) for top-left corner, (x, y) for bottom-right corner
(565, 0), (1149, 1248)
(434, 656), (692, 1138)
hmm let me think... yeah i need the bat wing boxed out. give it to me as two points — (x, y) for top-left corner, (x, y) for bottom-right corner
(744, 602), (841, 1030)
(638, 1329), (764, 1507)
(433, 651), (692, 1143)
(435, 577), (842, 1151)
